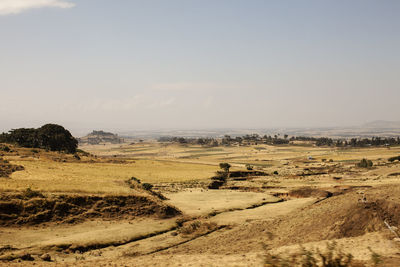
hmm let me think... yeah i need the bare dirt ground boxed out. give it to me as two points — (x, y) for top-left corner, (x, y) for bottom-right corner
(1, 143), (400, 266)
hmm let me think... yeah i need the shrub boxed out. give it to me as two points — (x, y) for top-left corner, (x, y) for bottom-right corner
(246, 164), (254, 170)
(180, 221), (201, 235)
(214, 171), (228, 181)
(368, 247), (382, 266)
(208, 180), (224, 189)
(76, 149), (91, 157)
(22, 188), (44, 199)
(388, 155), (400, 162)
(273, 171), (279, 175)
(142, 183), (153, 191)
(126, 177), (142, 189)
(263, 242), (361, 267)
(178, 220), (217, 236)
(0, 145), (10, 152)
(176, 216), (190, 227)
(357, 159), (373, 168)
(130, 176), (141, 184)
(0, 158), (24, 177)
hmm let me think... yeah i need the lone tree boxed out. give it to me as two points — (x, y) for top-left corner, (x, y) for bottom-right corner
(219, 163), (231, 173)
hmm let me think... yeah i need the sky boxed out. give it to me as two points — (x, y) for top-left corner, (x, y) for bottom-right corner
(0, 0), (399, 135)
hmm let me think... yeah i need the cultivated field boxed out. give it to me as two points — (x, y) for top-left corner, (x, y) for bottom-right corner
(1, 141), (400, 266)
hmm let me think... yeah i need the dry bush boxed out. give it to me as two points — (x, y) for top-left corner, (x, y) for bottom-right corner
(21, 187), (44, 199)
(356, 159), (373, 168)
(0, 193), (180, 226)
(178, 220), (218, 237)
(0, 145), (11, 152)
(263, 242), (377, 267)
(388, 155), (400, 162)
(0, 158), (24, 178)
(142, 183), (153, 191)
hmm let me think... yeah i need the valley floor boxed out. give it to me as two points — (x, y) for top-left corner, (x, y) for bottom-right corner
(1, 143), (400, 266)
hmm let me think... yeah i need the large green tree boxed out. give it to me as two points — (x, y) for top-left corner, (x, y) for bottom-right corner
(37, 124), (78, 153)
(0, 124), (78, 153)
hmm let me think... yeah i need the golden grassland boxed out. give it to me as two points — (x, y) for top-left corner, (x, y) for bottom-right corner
(81, 142), (400, 163)
(0, 158), (219, 194)
(2, 143), (400, 266)
(1, 142), (400, 194)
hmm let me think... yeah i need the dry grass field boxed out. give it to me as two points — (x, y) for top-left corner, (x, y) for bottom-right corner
(1, 141), (400, 266)
(1, 159), (219, 194)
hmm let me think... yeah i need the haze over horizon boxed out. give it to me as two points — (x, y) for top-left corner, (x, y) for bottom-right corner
(1, 0), (399, 134)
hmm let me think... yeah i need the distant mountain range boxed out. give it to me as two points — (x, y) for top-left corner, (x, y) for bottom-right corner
(362, 120), (400, 128)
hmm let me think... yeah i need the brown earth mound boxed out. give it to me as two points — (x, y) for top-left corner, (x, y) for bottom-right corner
(337, 199), (400, 238)
(269, 186), (400, 246)
(0, 192), (180, 226)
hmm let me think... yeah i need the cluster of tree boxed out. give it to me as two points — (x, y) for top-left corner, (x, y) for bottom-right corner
(159, 134), (400, 148)
(0, 124), (78, 153)
(221, 134), (290, 145)
(310, 137), (400, 147)
(158, 134), (290, 146)
(158, 136), (219, 146)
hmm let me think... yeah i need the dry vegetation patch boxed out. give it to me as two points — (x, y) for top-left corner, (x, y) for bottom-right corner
(0, 158), (24, 178)
(0, 189), (180, 226)
(178, 220), (218, 237)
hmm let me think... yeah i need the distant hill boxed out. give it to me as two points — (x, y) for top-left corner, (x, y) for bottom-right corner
(78, 130), (124, 145)
(362, 120), (400, 128)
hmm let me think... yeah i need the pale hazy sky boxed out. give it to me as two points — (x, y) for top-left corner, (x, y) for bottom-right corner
(1, 0), (399, 134)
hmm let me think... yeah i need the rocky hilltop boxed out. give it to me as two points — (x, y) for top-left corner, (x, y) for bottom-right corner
(78, 130), (124, 145)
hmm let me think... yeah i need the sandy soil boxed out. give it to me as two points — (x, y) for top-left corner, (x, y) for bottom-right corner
(165, 189), (280, 216)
